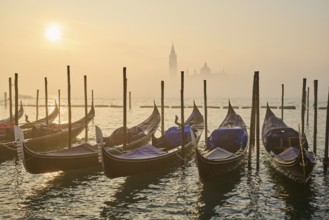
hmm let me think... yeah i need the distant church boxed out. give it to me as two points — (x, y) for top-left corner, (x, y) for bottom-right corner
(168, 43), (224, 78)
(169, 43), (177, 78)
(200, 62), (211, 75)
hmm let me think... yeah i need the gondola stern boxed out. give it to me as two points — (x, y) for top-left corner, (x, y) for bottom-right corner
(14, 125), (25, 161)
(95, 126), (104, 164)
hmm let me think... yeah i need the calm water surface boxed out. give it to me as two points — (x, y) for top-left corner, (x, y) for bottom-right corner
(0, 97), (328, 219)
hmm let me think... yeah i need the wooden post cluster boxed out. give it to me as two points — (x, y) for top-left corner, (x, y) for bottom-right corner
(313, 80), (318, 154)
(180, 71), (185, 156)
(161, 80), (165, 134)
(204, 80), (208, 142)
(123, 67), (127, 149)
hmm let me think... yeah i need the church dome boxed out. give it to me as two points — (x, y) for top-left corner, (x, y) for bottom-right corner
(200, 62), (211, 75)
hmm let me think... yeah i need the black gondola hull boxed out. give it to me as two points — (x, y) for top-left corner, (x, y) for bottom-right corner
(20, 105), (160, 173)
(22, 144), (99, 174)
(196, 148), (246, 180)
(262, 105), (316, 183)
(20, 103), (59, 129)
(103, 144), (195, 178)
(101, 103), (204, 178)
(196, 102), (248, 180)
(265, 154), (315, 183)
(0, 106), (95, 162)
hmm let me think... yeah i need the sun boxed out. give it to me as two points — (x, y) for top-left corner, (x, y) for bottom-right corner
(45, 24), (61, 42)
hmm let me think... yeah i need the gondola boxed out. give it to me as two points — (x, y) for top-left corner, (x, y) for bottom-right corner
(262, 104), (316, 183)
(0, 106), (95, 162)
(0, 103), (59, 141)
(20, 102), (59, 129)
(195, 101), (248, 180)
(0, 102), (24, 124)
(0, 102), (24, 142)
(97, 103), (204, 179)
(15, 104), (160, 174)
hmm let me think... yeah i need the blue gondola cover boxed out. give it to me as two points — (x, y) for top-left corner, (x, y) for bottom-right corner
(206, 127), (247, 152)
(164, 126), (192, 147)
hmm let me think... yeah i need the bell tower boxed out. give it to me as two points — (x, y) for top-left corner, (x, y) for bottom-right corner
(169, 43), (177, 78)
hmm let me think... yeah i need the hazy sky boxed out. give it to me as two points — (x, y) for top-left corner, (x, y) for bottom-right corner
(1, 0), (328, 101)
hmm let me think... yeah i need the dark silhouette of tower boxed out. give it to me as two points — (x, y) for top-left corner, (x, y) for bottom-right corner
(169, 43), (177, 78)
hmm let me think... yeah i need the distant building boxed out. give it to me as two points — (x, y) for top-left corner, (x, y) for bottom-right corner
(168, 43), (226, 78)
(169, 43), (177, 78)
(200, 62), (211, 75)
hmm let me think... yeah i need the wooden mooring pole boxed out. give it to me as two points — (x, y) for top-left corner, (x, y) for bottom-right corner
(91, 90), (94, 107)
(181, 71), (185, 157)
(255, 71), (260, 170)
(45, 77), (49, 125)
(307, 86), (310, 125)
(67, 66), (72, 148)
(281, 84), (284, 120)
(204, 80), (208, 142)
(36, 89), (39, 120)
(324, 89), (329, 164)
(58, 89), (61, 124)
(129, 91), (131, 110)
(84, 75), (88, 141)
(248, 73), (256, 168)
(161, 80), (165, 134)
(301, 78), (306, 135)
(313, 80), (318, 154)
(123, 67), (127, 149)
(14, 73), (18, 126)
(4, 92), (7, 108)
(9, 77), (13, 123)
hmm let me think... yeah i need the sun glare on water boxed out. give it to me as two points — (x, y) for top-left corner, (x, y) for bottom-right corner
(45, 24), (61, 42)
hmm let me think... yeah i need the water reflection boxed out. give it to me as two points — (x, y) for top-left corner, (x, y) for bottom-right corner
(99, 158), (198, 219)
(21, 167), (102, 218)
(267, 165), (316, 219)
(100, 169), (173, 219)
(196, 167), (244, 219)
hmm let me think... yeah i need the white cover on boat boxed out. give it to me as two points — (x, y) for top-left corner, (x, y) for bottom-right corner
(205, 147), (233, 160)
(118, 145), (167, 159)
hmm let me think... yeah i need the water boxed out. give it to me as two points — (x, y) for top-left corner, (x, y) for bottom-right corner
(0, 97), (328, 219)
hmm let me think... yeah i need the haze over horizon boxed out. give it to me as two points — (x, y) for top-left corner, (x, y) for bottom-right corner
(1, 0), (328, 101)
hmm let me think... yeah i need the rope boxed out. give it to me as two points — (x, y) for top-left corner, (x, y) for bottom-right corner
(0, 142), (16, 151)
(175, 150), (187, 162)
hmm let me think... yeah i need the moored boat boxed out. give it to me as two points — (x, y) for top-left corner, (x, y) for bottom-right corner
(97, 103), (204, 179)
(0, 102), (24, 125)
(0, 105), (95, 162)
(15, 104), (160, 174)
(195, 101), (248, 180)
(262, 104), (316, 183)
(20, 102), (59, 129)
